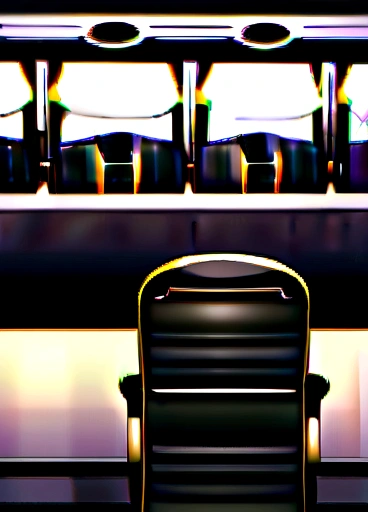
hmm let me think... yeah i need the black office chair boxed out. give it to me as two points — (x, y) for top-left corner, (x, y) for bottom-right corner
(48, 63), (186, 194)
(120, 254), (329, 512)
(194, 63), (328, 194)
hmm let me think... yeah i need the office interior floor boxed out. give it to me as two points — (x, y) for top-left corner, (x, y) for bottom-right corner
(0, 473), (367, 509)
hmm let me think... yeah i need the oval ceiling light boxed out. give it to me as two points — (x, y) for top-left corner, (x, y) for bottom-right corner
(241, 23), (292, 49)
(85, 22), (142, 49)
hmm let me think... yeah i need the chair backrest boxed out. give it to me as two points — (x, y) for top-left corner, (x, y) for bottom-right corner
(138, 254), (310, 512)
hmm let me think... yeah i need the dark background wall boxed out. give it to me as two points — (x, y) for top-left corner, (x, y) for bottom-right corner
(1, 209), (366, 328)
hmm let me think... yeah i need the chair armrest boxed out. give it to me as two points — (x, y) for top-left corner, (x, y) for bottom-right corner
(119, 374), (142, 463)
(305, 373), (330, 419)
(305, 373), (330, 464)
(119, 373), (142, 418)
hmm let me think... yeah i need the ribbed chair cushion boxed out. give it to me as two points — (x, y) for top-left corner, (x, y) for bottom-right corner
(138, 255), (309, 512)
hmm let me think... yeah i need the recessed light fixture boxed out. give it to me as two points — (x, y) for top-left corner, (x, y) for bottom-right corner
(241, 23), (292, 49)
(85, 22), (142, 49)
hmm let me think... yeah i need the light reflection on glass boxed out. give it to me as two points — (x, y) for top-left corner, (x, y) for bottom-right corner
(309, 330), (368, 457)
(56, 63), (179, 142)
(0, 111), (23, 139)
(57, 63), (179, 118)
(202, 63), (322, 142)
(61, 114), (172, 143)
(0, 63), (32, 140)
(343, 65), (368, 142)
(0, 330), (138, 457)
(0, 63), (32, 114)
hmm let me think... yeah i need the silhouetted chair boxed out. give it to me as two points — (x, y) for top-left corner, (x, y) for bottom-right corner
(194, 63), (327, 194)
(48, 63), (186, 194)
(120, 254), (329, 512)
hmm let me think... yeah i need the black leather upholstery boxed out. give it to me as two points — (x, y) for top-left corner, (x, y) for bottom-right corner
(56, 132), (186, 194)
(128, 254), (316, 512)
(0, 137), (34, 192)
(0, 97), (40, 193)
(196, 132), (325, 194)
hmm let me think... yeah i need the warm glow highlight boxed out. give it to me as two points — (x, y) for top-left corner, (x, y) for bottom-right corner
(274, 151), (283, 193)
(133, 147), (142, 194)
(307, 417), (320, 463)
(128, 417), (141, 462)
(241, 151), (248, 193)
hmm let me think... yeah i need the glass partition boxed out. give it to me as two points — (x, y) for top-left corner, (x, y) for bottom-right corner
(0, 329), (366, 458)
